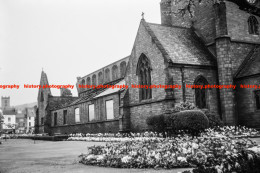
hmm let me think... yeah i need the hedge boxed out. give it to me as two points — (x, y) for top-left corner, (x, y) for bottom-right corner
(147, 110), (209, 136)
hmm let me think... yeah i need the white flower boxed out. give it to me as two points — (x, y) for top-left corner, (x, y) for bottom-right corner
(96, 155), (104, 161)
(192, 143), (199, 149)
(86, 154), (94, 160)
(177, 156), (187, 162)
(121, 155), (132, 163)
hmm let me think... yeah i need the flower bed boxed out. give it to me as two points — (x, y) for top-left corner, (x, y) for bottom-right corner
(79, 135), (260, 169)
(68, 126), (260, 142)
(201, 126), (260, 138)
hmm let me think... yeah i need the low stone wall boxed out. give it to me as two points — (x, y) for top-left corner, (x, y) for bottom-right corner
(18, 135), (68, 141)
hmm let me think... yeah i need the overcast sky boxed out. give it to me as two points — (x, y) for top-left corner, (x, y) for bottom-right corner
(0, 0), (161, 106)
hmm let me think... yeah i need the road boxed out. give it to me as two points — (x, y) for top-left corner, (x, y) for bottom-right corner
(0, 139), (191, 173)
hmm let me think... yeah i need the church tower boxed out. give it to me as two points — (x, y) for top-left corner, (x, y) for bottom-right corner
(1, 96), (10, 110)
(159, 0), (260, 126)
(37, 70), (52, 133)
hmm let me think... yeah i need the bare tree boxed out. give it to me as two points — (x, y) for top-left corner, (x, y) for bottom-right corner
(171, 0), (213, 18)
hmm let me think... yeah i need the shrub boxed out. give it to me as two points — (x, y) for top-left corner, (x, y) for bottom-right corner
(201, 109), (223, 128)
(172, 101), (197, 113)
(166, 110), (209, 136)
(146, 114), (166, 134)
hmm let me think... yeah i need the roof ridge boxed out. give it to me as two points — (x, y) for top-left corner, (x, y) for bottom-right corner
(141, 19), (172, 63)
(146, 22), (190, 30)
(81, 56), (130, 79)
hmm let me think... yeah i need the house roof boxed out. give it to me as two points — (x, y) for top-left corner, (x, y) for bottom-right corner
(235, 46), (260, 79)
(142, 20), (216, 66)
(2, 108), (16, 115)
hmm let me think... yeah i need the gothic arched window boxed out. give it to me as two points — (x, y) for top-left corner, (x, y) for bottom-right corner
(194, 76), (208, 109)
(248, 16), (259, 35)
(136, 54), (152, 100)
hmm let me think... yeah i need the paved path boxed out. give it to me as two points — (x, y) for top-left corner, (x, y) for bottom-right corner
(0, 139), (191, 173)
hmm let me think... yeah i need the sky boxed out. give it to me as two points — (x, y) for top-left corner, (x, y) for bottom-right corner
(0, 0), (161, 106)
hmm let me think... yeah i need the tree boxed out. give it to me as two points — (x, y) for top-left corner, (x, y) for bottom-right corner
(172, 0), (259, 18)
(170, 0), (212, 18)
(61, 88), (72, 97)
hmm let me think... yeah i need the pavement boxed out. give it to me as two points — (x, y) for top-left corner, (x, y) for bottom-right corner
(0, 139), (192, 173)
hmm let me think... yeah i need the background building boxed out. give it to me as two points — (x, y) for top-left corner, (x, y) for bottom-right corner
(2, 109), (16, 133)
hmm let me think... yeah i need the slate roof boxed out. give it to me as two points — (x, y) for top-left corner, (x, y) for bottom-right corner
(142, 20), (216, 66)
(48, 96), (79, 111)
(2, 108), (16, 115)
(235, 46), (260, 79)
(50, 78), (125, 111)
(94, 80), (125, 98)
(74, 78), (125, 105)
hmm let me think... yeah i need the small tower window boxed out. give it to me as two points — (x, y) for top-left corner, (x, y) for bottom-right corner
(248, 16), (259, 35)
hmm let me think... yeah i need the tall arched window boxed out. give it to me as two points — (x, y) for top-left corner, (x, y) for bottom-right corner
(98, 72), (103, 85)
(105, 68), (110, 83)
(194, 76), (208, 109)
(136, 54), (152, 100)
(87, 77), (91, 86)
(248, 16), (259, 35)
(120, 61), (126, 78)
(92, 74), (97, 86)
(112, 65), (119, 81)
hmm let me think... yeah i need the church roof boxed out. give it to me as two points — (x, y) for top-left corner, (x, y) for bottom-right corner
(50, 78), (125, 111)
(142, 20), (216, 66)
(94, 80), (125, 98)
(75, 78), (125, 105)
(235, 46), (260, 79)
(48, 96), (78, 111)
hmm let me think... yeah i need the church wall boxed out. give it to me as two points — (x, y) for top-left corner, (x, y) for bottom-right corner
(183, 68), (219, 113)
(168, 67), (219, 113)
(235, 76), (260, 128)
(50, 93), (120, 134)
(125, 22), (168, 132)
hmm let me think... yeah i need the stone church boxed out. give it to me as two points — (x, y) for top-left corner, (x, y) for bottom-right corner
(36, 0), (260, 134)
